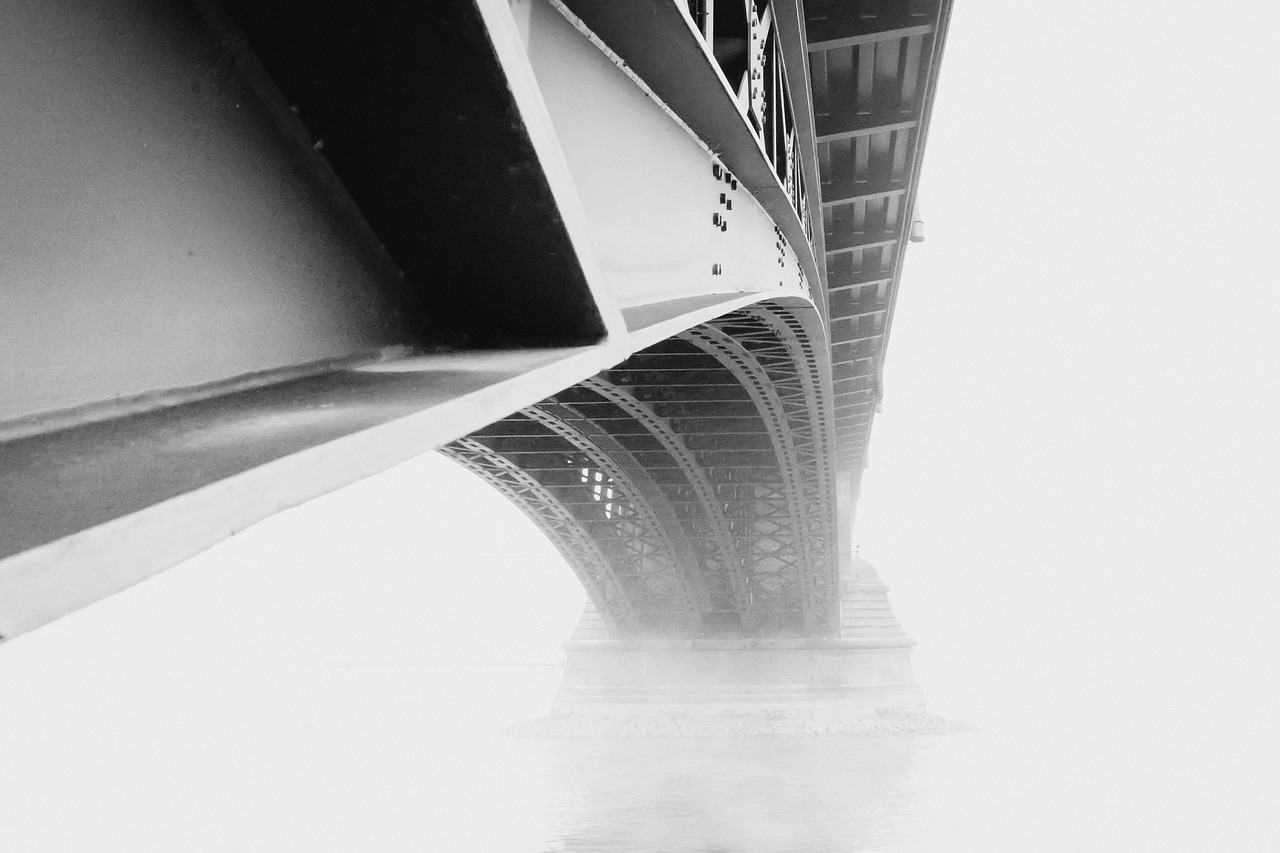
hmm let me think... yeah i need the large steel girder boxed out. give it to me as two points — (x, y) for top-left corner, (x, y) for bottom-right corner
(442, 303), (838, 639)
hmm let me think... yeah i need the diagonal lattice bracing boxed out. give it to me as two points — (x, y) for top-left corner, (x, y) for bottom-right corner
(442, 302), (837, 638)
(439, 437), (641, 634)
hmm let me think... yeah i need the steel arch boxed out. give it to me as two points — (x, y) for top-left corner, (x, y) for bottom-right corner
(443, 300), (838, 638)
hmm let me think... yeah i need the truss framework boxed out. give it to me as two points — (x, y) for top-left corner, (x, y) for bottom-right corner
(442, 303), (837, 638)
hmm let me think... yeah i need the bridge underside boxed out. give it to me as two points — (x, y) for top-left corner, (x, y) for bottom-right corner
(445, 303), (838, 639)
(0, 0), (946, 716)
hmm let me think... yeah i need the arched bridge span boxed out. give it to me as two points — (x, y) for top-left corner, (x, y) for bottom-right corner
(443, 301), (838, 638)
(0, 0), (948, 727)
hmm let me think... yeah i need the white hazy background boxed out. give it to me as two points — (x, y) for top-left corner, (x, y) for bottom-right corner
(3, 0), (1279, 850)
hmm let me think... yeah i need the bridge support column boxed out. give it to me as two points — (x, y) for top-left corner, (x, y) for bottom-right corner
(553, 558), (923, 724)
(555, 639), (922, 720)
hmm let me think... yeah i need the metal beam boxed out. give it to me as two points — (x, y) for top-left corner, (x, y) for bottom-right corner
(551, 0), (823, 294)
(816, 118), (918, 144)
(441, 438), (639, 634)
(807, 23), (934, 52)
(581, 377), (756, 629)
(825, 233), (901, 254)
(525, 404), (706, 634)
(821, 186), (908, 208)
(828, 275), (895, 292)
(211, 0), (611, 346)
(803, 0), (938, 46)
(0, 345), (617, 640)
(681, 322), (823, 632)
(771, 0), (831, 291)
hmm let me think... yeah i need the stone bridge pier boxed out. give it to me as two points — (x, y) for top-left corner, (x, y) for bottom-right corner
(553, 556), (922, 720)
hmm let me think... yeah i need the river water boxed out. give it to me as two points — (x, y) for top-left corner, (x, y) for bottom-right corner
(1, 447), (1275, 850)
(303, 666), (1274, 852)
(1, 657), (1275, 851)
(292, 666), (949, 852)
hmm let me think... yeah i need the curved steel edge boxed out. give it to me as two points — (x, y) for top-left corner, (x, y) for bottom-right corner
(625, 290), (836, 433)
(0, 345), (615, 641)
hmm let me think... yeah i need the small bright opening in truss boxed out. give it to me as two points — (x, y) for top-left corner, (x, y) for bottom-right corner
(581, 467), (617, 518)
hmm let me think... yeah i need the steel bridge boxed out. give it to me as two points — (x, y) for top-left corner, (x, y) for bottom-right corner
(0, 0), (950, 712)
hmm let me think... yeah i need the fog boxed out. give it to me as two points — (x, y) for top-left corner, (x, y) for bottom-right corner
(2, 433), (1274, 849)
(3, 0), (1280, 849)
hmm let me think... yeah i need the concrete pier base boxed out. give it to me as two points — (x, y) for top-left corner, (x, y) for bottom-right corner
(554, 637), (923, 720)
(553, 555), (924, 723)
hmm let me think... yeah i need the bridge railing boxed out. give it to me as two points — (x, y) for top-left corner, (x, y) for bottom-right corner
(683, 0), (812, 244)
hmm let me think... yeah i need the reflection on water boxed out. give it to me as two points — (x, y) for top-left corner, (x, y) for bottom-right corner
(542, 736), (920, 853)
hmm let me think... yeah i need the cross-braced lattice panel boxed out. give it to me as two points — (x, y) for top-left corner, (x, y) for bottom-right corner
(443, 410), (699, 635)
(695, 305), (839, 629)
(441, 303), (838, 638)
